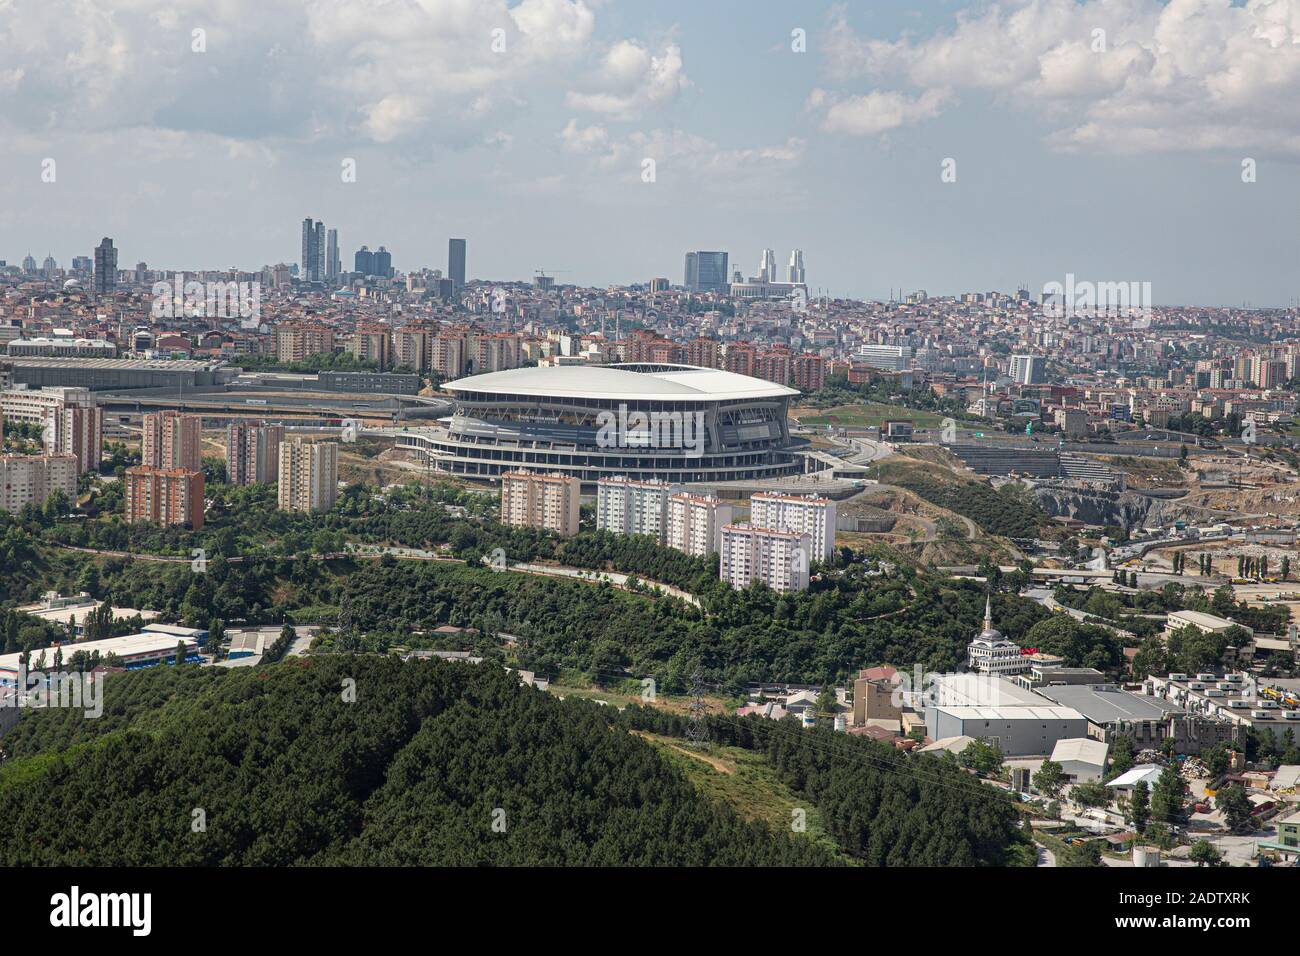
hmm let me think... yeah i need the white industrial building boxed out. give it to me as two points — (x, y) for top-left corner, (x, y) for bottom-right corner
(923, 674), (1088, 757)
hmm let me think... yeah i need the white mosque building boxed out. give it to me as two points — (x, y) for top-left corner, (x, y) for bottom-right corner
(966, 597), (1028, 676)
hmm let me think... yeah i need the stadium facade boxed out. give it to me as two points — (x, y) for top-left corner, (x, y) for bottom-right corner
(396, 363), (804, 484)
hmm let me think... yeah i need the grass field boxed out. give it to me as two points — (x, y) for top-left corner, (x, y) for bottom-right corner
(793, 403), (951, 429)
(635, 732), (856, 863)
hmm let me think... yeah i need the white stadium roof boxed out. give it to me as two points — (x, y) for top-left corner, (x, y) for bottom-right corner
(445, 364), (799, 402)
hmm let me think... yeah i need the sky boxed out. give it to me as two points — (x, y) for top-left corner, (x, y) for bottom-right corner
(2, 0), (1299, 306)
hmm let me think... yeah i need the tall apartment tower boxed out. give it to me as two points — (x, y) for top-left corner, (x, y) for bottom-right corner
(124, 467), (205, 529)
(788, 249), (805, 284)
(448, 238), (467, 290)
(226, 422), (283, 485)
(719, 525), (811, 592)
(326, 229), (341, 283)
(666, 492), (734, 557)
(595, 477), (680, 542)
(749, 492), (836, 563)
(44, 389), (103, 475)
(500, 470), (580, 537)
(141, 411), (202, 471)
(93, 238), (117, 294)
(277, 440), (338, 513)
(0, 454), (78, 513)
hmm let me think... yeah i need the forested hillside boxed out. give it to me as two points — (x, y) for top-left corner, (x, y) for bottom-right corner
(0, 657), (1028, 866)
(0, 658), (837, 866)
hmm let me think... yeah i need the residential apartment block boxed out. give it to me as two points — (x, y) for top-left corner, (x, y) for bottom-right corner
(500, 470), (581, 537)
(277, 440), (338, 513)
(748, 492), (837, 564)
(719, 524), (811, 592)
(665, 492), (734, 557)
(226, 421), (284, 485)
(0, 454), (77, 514)
(595, 476), (680, 542)
(125, 466), (205, 529)
(141, 410), (202, 471)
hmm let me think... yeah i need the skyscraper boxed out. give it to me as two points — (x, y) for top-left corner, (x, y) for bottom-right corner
(757, 248), (777, 283)
(683, 251), (728, 293)
(374, 246), (392, 278)
(788, 249), (805, 284)
(354, 246), (375, 276)
(301, 218), (325, 283)
(93, 238), (117, 294)
(448, 238), (466, 290)
(326, 229), (340, 283)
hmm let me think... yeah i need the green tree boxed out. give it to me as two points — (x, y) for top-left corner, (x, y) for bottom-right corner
(1216, 783), (1254, 833)
(1151, 766), (1186, 823)
(1033, 760), (1066, 799)
(1188, 839), (1222, 866)
(1127, 780), (1151, 833)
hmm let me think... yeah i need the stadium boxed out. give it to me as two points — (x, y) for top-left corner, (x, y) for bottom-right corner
(395, 363), (805, 484)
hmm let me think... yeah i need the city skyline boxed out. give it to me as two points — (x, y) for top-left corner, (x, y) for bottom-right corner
(3, 1), (1300, 306)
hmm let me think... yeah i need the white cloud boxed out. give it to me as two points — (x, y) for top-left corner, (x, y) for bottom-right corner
(566, 40), (691, 118)
(809, 87), (951, 136)
(818, 0), (1300, 155)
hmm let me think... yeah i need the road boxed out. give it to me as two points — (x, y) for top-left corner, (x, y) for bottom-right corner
(1024, 587), (1139, 639)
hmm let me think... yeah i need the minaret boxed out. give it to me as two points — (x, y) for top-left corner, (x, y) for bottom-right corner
(983, 595), (993, 633)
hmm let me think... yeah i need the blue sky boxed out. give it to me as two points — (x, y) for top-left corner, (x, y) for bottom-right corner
(1, 0), (1297, 305)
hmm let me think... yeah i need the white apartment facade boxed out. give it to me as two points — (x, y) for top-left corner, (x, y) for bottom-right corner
(749, 492), (836, 563)
(0, 454), (78, 513)
(720, 524), (811, 592)
(1, 386), (103, 474)
(595, 477), (680, 542)
(666, 492), (734, 557)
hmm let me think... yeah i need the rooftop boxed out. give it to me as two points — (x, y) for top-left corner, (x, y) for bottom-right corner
(446, 363), (798, 402)
(1036, 684), (1185, 723)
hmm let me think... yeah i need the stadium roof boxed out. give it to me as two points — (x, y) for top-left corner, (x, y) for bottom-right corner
(445, 363), (798, 402)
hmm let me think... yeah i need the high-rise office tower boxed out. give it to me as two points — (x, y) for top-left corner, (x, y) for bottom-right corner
(448, 238), (466, 290)
(374, 246), (392, 278)
(683, 251), (728, 293)
(134, 262), (148, 285)
(93, 238), (117, 293)
(21, 253), (37, 274)
(757, 248), (777, 283)
(278, 440), (339, 513)
(314, 221), (326, 282)
(41, 255), (57, 278)
(301, 218), (325, 282)
(354, 245), (374, 276)
(141, 411), (202, 471)
(788, 249), (805, 284)
(326, 229), (340, 283)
